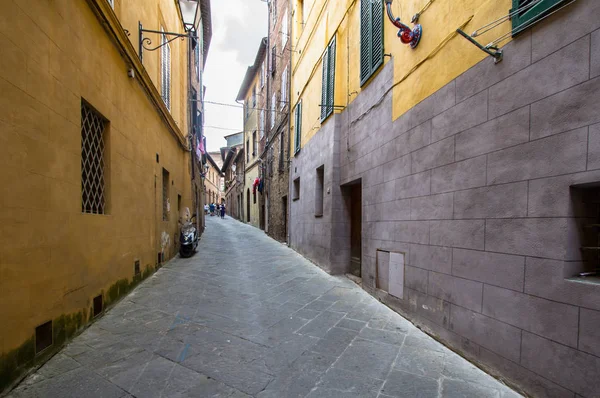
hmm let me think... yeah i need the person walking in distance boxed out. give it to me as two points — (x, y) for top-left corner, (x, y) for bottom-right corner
(220, 203), (226, 219)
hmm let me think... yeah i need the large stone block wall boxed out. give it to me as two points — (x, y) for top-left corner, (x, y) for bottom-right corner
(292, 1), (600, 396)
(290, 115), (344, 273)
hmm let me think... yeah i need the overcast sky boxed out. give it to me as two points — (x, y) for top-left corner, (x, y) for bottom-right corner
(203, 0), (268, 152)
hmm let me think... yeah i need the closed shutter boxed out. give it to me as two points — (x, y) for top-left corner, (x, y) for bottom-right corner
(360, 0), (384, 86)
(295, 101), (302, 153)
(359, 0), (371, 83)
(320, 49), (329, 121)
(321, 37), (336, 122)
(371, 0), (384, 74)
(327, 37), (336, 119)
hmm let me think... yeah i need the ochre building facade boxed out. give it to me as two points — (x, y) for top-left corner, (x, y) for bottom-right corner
(0, 0), (211, 390)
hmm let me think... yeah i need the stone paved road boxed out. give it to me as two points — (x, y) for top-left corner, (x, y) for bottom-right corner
(10, 216), (521, 398)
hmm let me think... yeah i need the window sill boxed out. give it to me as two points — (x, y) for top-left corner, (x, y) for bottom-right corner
(293, 197), (299, 202)
(315, 214), (323, 218)
(566, 276), (600, 286)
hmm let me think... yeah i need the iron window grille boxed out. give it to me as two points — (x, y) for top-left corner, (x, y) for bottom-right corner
(81, 100), (108, 215)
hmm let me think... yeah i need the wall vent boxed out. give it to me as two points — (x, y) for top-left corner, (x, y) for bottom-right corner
(156, 153), (160, 163)
(35, 321), (53, 354)
(93, 295), (103, 318)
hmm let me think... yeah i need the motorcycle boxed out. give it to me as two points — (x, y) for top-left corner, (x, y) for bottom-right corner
(179, 215), (199, 258)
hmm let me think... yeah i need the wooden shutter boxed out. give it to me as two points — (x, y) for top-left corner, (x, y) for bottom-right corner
(295, 101), (302, 153)
(326, 37), (336, 120)
(371, 0), (384, 74)
(320, 37), (336, 122)
(511, 0), (567, 36)
(360, 0), (384, 86)
(321, 49), (329, 121)
(360, 0), (372, 84)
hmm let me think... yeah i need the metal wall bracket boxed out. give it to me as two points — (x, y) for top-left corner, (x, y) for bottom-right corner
(457, 28), (503, 64)
(139, 21), (190, 62)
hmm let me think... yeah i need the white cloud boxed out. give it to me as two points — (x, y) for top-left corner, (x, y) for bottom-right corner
(203, 0), (268, 152)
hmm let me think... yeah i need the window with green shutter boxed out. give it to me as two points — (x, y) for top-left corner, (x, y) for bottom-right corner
(321, 36), (336, 122)
(511, 0), (570, 36)
(360, 0), (384, 86)
(294, 101), (302, 154)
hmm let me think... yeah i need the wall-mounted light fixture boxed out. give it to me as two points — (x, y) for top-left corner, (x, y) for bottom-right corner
(384, 0), (422, 49)
(138, 0), (200, 62)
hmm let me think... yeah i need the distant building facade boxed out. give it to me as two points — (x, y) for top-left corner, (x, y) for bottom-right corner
(261, 0), (291, 242)
(236, 38), (267, 228)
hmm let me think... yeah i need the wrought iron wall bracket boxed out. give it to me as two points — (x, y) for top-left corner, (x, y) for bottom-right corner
(457, 28), (503, 64)
(139, 21), (191, 62)
(385, 0), (422, 49)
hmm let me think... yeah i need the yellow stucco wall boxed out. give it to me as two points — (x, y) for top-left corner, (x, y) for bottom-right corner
(0, 0), (197, 386)
(291, 0), (513, 150)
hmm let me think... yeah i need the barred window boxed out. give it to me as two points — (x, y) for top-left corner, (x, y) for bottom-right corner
(81, 100), (108, 214)
(163, 168), (170, 221)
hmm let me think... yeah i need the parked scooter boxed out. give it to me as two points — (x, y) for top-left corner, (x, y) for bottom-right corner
(179, 215), (199, 258)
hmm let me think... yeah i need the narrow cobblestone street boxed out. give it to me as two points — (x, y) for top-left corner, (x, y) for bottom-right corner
(10, 217), (521, 398)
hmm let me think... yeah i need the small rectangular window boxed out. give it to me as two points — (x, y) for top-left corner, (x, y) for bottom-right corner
(35, 321), (53, 354)
(253, 131), (257, 156)
(293, 177), (300, 201)
(81, 100), (108, 215)
(315, 165), (324, 217)
(162, 168), (170, 221)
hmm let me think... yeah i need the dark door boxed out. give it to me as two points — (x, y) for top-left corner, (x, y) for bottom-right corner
(282, 195), (288, 242)
(350, 183), (362, 277)
(246, 188), (251, 222)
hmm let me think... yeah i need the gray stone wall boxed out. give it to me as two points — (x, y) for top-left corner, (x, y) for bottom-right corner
(290, 1), (600, 396)
(266, 126), (290, 242)
(290, 115), (344, 273)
